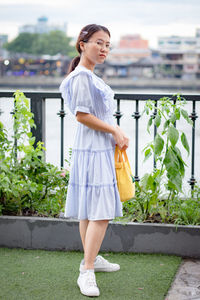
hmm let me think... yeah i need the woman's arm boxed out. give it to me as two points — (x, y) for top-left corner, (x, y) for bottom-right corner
(76, 112), (129, 149)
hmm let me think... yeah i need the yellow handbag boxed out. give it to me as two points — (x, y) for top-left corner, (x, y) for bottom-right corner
(115, 145), (135, 202)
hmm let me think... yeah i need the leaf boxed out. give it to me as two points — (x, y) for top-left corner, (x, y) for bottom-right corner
(168, 126), (179, 147)
(170, 113), (176, 124)
(181, 109), (193, 125)
(154, 133), (164, 156)
(167, 171), (182, 192)
(147, 117), (153, 133)
(172, 147), (186, 177)
(174, 109), (180, 120)
(163, 148), (180, 175)
(144, 148), (152, 162)
(29, 137), (36, 146)
(173, 147), (187, 166)
(181, 132), (190, 155)
(27, 132), (32, 138)
(29, 119), (35, 128)
(167, 179), (178, 191)
(154, 114), (161, 128)
(163, 120), (170, 130)
(144, 106), (149, 115)
(180, 108), (189, 120)
(141, 173), (154, 191)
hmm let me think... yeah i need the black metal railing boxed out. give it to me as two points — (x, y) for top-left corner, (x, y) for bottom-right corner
(0, 91), (199, 189)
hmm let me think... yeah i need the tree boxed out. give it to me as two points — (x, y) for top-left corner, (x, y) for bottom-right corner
(4, 33), (39, 54)
(4, 31), (76, 57)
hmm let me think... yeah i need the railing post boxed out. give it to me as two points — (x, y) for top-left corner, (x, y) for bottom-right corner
(173, 97), (177, 128)
(188, 100), (198, 189)
(57, 97), (66, 168)
(151, 100), (157, 169)
(132, 100), (141, 182)
(30, 95), (46, 153)
(10, 99), (17, 161)
(113, 98), (123, 125)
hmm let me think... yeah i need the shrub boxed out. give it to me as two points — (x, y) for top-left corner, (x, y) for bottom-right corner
(120, 95), (200, 225)
(0, 91), (69, 217)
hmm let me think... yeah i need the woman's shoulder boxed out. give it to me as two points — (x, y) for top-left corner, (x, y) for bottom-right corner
(71, 66), (94, 86)
(68, 65), (108, 87)
(59, 65), (114, 101)
(59, 66), (92, 90)
(59, 65), (115, 114)
(60, 65), (107, 93)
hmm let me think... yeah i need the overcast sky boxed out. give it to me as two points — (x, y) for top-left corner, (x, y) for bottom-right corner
(0, 0), (200, 48)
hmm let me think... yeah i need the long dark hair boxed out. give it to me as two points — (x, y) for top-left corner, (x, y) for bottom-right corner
(67, 24), (110, 74)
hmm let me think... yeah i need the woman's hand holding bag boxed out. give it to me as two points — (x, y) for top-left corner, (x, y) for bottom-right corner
(115, 145), (135, 202)
(112, 125), (129, 150)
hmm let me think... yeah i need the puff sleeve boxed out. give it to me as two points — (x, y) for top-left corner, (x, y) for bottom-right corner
(59, 68), (115, 117)
(67, 73), (94, 115)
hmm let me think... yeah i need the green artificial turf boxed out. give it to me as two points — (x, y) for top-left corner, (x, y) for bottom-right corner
(0, 248), (181, 300)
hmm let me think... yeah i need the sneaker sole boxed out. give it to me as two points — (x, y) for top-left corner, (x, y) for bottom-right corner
(94, 266), (120, 272)
(79, 265), (120, 273)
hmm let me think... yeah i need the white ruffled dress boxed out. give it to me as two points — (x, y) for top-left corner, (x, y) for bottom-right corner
(59, 65), (123, 220)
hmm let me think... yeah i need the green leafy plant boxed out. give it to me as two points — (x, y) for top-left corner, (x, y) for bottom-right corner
(143, 95), (192, 188)
(0, 90), (69, 217)
(139, 95), (192, 220)
(170, 184), (200, 225)
(120, 94), (198, 224)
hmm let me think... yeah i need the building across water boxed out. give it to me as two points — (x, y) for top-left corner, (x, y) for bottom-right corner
(1, 26), (200, 82)
(19, 16), (67, 35)
(158, 28), (200, 79)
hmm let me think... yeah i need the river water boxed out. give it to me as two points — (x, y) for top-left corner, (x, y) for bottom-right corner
(0, 86), (200, 194)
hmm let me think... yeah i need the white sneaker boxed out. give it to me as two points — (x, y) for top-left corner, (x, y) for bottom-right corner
(77, 270), (100, 297)
(80, 255), (120, 273)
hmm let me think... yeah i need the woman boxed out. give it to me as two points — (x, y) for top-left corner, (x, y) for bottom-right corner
(60, 24), (129, 297)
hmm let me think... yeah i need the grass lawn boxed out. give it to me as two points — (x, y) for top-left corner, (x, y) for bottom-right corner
(0, 248), (181, 300)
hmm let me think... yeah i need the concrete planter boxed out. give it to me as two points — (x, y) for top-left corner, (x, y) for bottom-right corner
(0, 216), (200, 258)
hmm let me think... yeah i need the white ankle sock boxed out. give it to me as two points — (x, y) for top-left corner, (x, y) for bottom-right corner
(81, 268), (94, 274)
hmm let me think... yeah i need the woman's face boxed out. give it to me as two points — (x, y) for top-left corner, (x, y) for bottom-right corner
(80, 30), (110, 69)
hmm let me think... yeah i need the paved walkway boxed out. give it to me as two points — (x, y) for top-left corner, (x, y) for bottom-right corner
(165, 259), (200, 300)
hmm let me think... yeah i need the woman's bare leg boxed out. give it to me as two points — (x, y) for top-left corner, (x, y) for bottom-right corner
(79, 219), (89, 251)
(83, 220), (109, 270)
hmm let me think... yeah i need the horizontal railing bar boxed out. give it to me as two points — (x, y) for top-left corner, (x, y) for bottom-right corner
(0, 92), (61, 98)
(0, 92), (200, 101)
(114, 93), (200, 101)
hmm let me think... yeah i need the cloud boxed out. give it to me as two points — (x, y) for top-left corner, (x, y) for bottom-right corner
(0, 0), (200, 47)
(0, 0), (78, 6)
(1, 0), (200, 24)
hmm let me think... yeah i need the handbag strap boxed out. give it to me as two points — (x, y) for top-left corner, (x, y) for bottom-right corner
(115, 145), (131, 170)
(115, 145), (122, 162)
